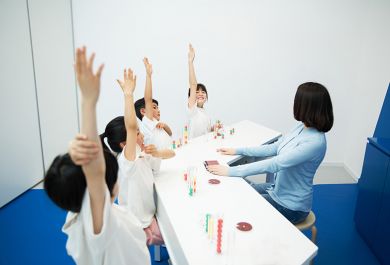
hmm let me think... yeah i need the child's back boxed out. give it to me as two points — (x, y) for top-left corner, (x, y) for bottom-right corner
(63, 187), (149, 264)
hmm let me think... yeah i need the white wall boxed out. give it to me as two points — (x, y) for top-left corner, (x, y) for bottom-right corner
(0, 0), (77, 207)
(72, 0), (390, 178)
(29, 0), (79, 171)
(0, 0), (44, 207)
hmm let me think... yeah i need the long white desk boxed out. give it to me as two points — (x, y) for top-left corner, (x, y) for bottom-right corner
(155, 120), (318, 265)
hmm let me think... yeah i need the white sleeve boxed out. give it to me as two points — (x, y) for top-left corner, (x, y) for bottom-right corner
(146, 155), (162, 173)
(187, 104), (197, 118)
(80, 188), (119, 253)
(118, 148), (136, 178)
(142, 116), (157, 131)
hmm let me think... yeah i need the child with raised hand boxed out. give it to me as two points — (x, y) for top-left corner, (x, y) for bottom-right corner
(115, 67), (170, 245)
(187, 44), (212, 139)
(134, 57), (172, 149)
(44, 47), (150, 265)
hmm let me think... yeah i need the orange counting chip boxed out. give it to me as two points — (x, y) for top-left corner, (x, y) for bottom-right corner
(236, 222), (252, 231)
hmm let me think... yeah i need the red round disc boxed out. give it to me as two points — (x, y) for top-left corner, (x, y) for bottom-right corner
(236, 222), (252, 231)
(208, 179), (221, 184)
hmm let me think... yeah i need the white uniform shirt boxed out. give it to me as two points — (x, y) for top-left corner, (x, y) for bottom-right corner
(188, 105), (211, 139)
(141, 116), (171, 149)
(62, 188), (150, 265)
(117, 147), (161, 228)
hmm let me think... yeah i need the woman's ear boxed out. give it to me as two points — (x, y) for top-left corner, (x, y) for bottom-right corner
(119, 142), (126, 149)
(140, 108), (146, 116)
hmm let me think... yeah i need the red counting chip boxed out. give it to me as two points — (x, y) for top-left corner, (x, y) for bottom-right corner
(236, 222), (252, 231)
(208, 179), (221, 184)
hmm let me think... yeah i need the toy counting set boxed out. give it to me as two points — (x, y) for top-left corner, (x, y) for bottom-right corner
(184, 167), (197, 196)
(205, 214), (224, 254)
(212, 120), (235, 140)
(172, 125), (189, 150)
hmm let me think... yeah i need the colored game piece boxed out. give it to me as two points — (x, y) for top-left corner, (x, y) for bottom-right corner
(216, 218), (223, 254)
(236, 222), (252, 231)
(208, 179), (221, 184)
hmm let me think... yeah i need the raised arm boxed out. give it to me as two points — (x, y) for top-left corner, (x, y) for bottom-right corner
(188, 44), (197, 108)
(117, 68), (137, 161)
(74, 46), (105, 234)
(143, 57), (154, 120)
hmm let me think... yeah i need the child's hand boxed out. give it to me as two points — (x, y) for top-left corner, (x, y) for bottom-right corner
(156, 122), (166, 130)
(207, 165), (229, 176)
(74, 47), (104, 104)
(144, 144), (158, 156)
(217, 148), (236, 155)
(117, 68), (136, 97)
(143, 57), (153, 76)
(188, 44), (195, 63)
(68, 134), (99, 165)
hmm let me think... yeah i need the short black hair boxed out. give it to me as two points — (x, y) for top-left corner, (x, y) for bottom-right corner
(100, 116), (126, 153)
(293, 82), (334, 132)
(188, 83), (208, 100)
(134, 98), (159, 120)
(44, 150), (119, 213)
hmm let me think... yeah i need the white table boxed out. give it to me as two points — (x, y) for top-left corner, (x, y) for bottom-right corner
(155, 120), (317, 265)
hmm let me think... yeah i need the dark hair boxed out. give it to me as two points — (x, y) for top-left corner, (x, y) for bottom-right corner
(293, 82), (334, 132)
(188, 83), (208, 100)
(134, 98), (159, 120)
(44, 150), (118, 213)
(100, 116), (126, 153)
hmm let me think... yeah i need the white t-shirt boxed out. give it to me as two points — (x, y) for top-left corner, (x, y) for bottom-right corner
(117, 147), (161, 228)
(188, 105), (211, 139)
(62, 188), (150, 265)
(141, 116), (171, 149)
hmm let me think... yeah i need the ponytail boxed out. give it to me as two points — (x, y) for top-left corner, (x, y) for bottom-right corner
(101, 116), (126, 153)
(100, 132), (111, 151)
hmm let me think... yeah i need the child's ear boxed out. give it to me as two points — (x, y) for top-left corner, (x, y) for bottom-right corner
(140, 108), (146, 116)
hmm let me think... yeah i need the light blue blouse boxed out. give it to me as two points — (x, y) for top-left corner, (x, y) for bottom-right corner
(228, 123), (326, 212)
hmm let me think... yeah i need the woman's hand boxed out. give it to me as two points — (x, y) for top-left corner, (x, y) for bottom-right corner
(207, 165), (229, 176)
(68, 134), (99, 165)
(217, 148), (236, 155)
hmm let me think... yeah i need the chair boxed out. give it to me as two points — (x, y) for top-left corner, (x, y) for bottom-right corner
(295, 211), (317, 265)
(154, 245), (161, 261)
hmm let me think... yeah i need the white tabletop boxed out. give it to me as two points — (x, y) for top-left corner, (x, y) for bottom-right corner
(155, 120), (317, 265)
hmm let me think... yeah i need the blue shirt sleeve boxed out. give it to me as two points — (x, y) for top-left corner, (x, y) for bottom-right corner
(229, 135), (324, 177)
(235, 135), (284, 157)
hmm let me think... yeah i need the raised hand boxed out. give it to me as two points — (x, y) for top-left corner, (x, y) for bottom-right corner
(68, 134), (99, 165)
(143, 57), (153, 76)
(74, 46), (104, 104)
(217, 148), (236, 155)
(188, 44), (195, 63)
(117, 68), (137, 96)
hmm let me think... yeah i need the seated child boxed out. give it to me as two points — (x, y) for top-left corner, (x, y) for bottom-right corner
(187, 44), (212, 139)
(134, 58), (172, 149)
(91, 67), (174, 245)
(44, 47), (150, 265)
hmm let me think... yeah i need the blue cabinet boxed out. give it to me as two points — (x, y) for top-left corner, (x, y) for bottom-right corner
(355, 138), (390, 265)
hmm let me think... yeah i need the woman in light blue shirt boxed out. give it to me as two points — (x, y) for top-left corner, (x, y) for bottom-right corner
(207, 82), (334, 224)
